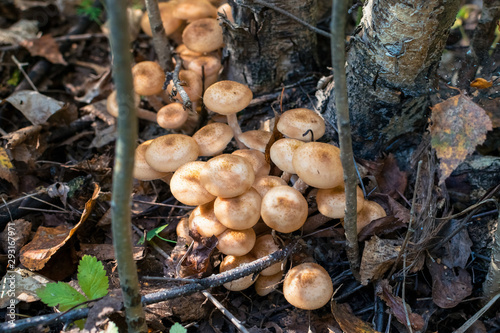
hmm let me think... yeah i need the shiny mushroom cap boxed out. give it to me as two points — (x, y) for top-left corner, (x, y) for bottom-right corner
(217, 228), (256, 256)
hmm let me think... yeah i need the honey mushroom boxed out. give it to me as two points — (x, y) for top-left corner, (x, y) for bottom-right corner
(254, 271), (283, 296)
(133, 140), (172, 181)
(203, 80), (253, 149)
(316, 185), (365, 219)
(231, 149), (270, 178)
(144, 134), (199, 173)
(252, 176), (287, 198)
(220, 254), (258, 291)
(189, 201), (227, 237)
(131, 61), (167, 110)
(355, 200), (387, 233)
(106, 90), (158, 123)
(156, 102), (189, 129)
(182, 18), (224, 53)
(238, 130), (273, 153)
(269, 138), (305, 183)
(192, 122), (234, 157)
(277, 108), (326, 142)
(169, 161), (216, 206)
(216, 228), (256, 256)
(250, 234), (284, 276)
(140, 1), (184, 43)
(213, 187), (262, 230)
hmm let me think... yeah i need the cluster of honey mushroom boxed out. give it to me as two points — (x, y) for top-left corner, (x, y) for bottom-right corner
(107, 0), (389, 311)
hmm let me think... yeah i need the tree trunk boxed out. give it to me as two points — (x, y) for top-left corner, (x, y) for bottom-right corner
(221, 0), (319, 94)
(322, 0), (461, 160)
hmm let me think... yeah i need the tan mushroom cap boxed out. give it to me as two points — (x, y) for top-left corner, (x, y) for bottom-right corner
(255, 271), (283, 296)
(217, 3), (234, 23)
(292, 142), (343, 189)
(277, 108), (326, 142)
(220, 254), (258, 291)
(217, 228), (256, 256)
(157, 103), (189, 129)
(133, 140), (172, 181)
(170, 161), (216, 206)
(176, 217), (193, 243)
(270, 138), (305, 174)
(238, 130), (272, 153)
(283, 263), (333, 310)
(166, 69), (203, 103)
(214, 187), (262, 230)
(200, 154), (255, 198)
(132, 61), (166, 96)
(186, 54), (221, 88)
(107, 90), (140, 118)
(140, 2), (184, 37)
(189, 201), (227, 237)
(203, 80), (253, 115)
(252, 176), (287, 197)
(250, 234), (283, 276)
(232, 149), (270, 178)
(316, 185), (365, 219)
(145, 134), (199, 173)
(173, 0), (217, 21)
(260, 185), (308, 233)
(175, 44), (203, 68)
(356, 200), (387, 234)
(182, 18), (223, 53)
(193, 122), (234, 156)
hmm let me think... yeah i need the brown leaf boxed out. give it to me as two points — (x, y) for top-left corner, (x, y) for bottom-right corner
(376, 280), (425, 331)
(470, 78), (492, 89)
(331, 302), (380, 333)
(375, 154), (407, 198)
(370, 193), (411, 224)
(358, 216), (406, 241)
(360, 236), (401, 285)
(20, 184), (100, 271)
(426, 259), (472, 308)
(441, 220), (473, 269)
(21, 34), (67, 65)
(4, 91), (65, 125)
(430, 93), (492, 184)
(179, 229), (218, 278)
(477, 95), (500, 128)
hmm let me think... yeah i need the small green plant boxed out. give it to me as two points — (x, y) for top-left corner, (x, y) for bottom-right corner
(36, 255), (109, 327)
(77, 0), (103, 23)
(7, 70), (21, 86)
(170, 322), (187, 333)
(138, 224), (176, 245)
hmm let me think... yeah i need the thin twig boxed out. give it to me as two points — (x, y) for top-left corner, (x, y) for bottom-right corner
(132, 199), (193, 209)
(11, 55), (38, 91)
(145, 0), (173, 71)
(0, 245), (295, 332)
(331, 0), (360, 278)
(107, 0), (147, 331)
(168, 53), (192, 110)
(453, 292), (500, 333)
(236, 0), (331, 38)
(202, 290), (250, 333)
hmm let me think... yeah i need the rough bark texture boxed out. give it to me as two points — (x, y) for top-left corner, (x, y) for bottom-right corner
(221, 0), (318, 94)
(322, 0), (461, 160)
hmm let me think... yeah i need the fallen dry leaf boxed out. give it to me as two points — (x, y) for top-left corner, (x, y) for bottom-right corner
(375, 154), (407, 198)
(0, 19), (38, 44)
(331, 301), (380, 333)
(0, 268), (52, 308)
(360, 236), (401, 285)
(4, 90), (65, 125)
(430, 93), (492, 184)
(470, 78), (492, 89)
(376, 280), (425, 331)
(20, 184), (100, 271)
(426, 259), (472, 308)
(179, 229), (218, 278)
(21, 34), (67, 65)
(441, 220), (473, 269)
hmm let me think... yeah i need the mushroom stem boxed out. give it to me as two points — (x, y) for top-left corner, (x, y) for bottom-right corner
(227, 113), (246, 149)
(291, 176), (308, 193)
(280, 171), (292, 183)
(145, 95), (164, 111)
(137, 108), (158, 122)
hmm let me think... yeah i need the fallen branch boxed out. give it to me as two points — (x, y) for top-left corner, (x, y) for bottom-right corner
(0, 245), (294, 332)
(145, 0), (173, 71)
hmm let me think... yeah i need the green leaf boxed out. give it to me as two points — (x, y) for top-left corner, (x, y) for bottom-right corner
(170, 322), (187, 333)
(36, 282), (87, 312)
(77, 255), (109, 300)
(138, 224), (173, 244)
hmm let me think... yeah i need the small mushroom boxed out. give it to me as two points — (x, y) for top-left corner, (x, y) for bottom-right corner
(255, 271), (283, 296)
(182, 18), (223, 53)
(238, 130), (272, 153)
(260, 185), (308, 233)
(214, 187), (262, 230)
(232, 149), (270, 178)
(217, 228), (256, 256)
(131, 61), (166, 110)
(316, 185), (365, 219)
(252, 176), (287, 197)
(173, 0), (217, 21)
(277, 108), (325, 142)
(283, 263), (333, 310)
(250, 234), (284, 276)
(355, 200), (387, 233)
(156, 102), (189, 129)
(220, 254), (258, 291)
(192, 122), (234, 156)
(107, 90), (157, 123)
(170, 161), (216, 206)
(189, 201), (227, 237)
(133, 140), (172, 181)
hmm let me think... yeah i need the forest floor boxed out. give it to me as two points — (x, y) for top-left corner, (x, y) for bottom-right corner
(0, 1), (500, 333)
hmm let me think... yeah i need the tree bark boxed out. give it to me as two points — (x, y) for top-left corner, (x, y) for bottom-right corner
(322, 0), (461, 160)
(222, 0), (318, 94)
